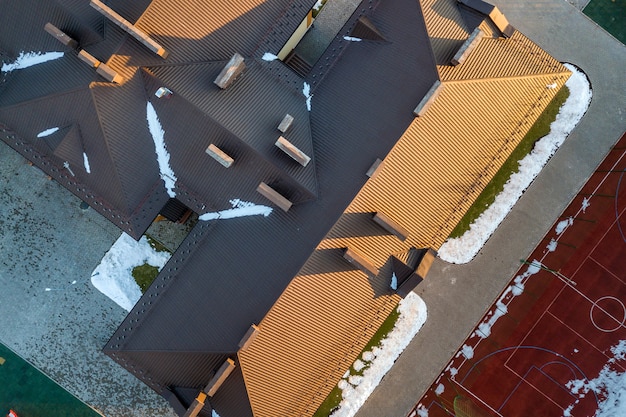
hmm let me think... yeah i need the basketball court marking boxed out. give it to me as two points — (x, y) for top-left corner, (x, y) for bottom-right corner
(411, 141), (626, 417)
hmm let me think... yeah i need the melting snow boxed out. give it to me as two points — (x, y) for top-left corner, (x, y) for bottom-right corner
(83, 152), (91, 174)
(36, 127), (59, 138)
(547, 238), (558, 252)
(343, 36), (362, 42)
(556, 217), (574, 235)
(199, 199), (272, 221)
(303, 82), (312, 111)
(547, 82), (558, 89)
(146, 102), (177, 198)
(474, 260), (540, 339)
(416, 404), (429, 417)
(582, 197), (590, 213)
(461, 344), (474, 360)
(566, 340), (626, 417)
(262, 52), (278, 61)
(438, 64), (591, 264)
(91, 233), (171, 312)
(330, 293), (427, 417)
(212, 411), (221, 417)
(435, 383), (445, 395)
(2, 51), (64, 73)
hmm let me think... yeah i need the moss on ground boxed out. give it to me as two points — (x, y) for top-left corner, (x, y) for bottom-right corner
(448, 85), (571, 239)
(132, 263), (160, 293)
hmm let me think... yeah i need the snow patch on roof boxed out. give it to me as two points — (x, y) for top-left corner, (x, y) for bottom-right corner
(390, 272), (398, 290)
(199, 199), (273, 221)
(83, 152), (91, 174)
(37, 127), (59, 138)
(331, 293), (427, 416)
(262, 52), (278, 61)
(303, 82), (312, 111)
(146, 102), (177, 198)
(438, 64), (591, 264)
(343, 36), (362, 42)
(2, 51), (64, 73)
(91, 233), (171, 312)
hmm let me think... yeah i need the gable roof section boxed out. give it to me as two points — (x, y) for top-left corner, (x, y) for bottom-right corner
(438, 30), (565, 81)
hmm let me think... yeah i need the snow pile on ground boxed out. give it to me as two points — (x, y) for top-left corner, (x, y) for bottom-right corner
(146, 102), (177, 198)
(331, 293), (427, 417)
(438, 64), (591, 264)
(199, 199), (272, 221)
(1, 51), (64, 73)
(566, 340), (626, 417)
(91, 233), (171, 311)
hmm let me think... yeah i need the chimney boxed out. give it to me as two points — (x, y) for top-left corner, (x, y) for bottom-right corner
(275, 136), (311, 167)
(256, 182), (292, 212)
(44, 23), (78, 49)
(214, 53), (246, 89)
(277, 114), (294, 133)
(413, 80), (444, 117)
(205, 144), (234, 168)
(451, 28), (485, 66)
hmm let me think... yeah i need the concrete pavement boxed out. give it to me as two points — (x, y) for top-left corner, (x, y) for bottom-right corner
(0, 148), (176, 416)
(355, 2), (626, 417)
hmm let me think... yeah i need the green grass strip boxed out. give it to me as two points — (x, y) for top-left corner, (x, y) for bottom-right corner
(0, 343), (101, 417)
(584, 0), (626, 44)
(132, 263), (160, 293)
(313, 307), (401, 417)
(448, 85), (570, 239)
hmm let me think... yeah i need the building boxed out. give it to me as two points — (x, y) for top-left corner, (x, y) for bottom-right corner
(0, 0), (570, 416)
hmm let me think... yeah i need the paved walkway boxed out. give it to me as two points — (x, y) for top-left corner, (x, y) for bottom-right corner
(0, 149), (176, 416)
(356, 1), (626, 417)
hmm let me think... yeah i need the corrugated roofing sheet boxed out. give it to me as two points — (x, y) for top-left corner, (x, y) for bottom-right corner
(438, 31), (565, 80)
(146, 60), (318, 198)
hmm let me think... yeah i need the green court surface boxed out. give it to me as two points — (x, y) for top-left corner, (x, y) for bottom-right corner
(584, 0), (626, 44)
(0, 343), (101, 417)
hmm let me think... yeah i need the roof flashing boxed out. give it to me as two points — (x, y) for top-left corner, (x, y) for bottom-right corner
(413, 80), (444, 117)
(203, 358), (236, 397)
(451, 28), (485, 66)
